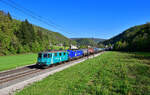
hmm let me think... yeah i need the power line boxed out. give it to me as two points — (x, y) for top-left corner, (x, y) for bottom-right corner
(0, 0), (56, 28)
(0, 0), (73, 35)
(8, 0), (64, 29)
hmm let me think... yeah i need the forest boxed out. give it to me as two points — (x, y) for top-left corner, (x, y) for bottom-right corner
(0, 11), (75, 55)
(103, 23), (150, 51)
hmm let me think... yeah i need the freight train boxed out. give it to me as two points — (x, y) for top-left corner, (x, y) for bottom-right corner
(36, 48), (105, 67)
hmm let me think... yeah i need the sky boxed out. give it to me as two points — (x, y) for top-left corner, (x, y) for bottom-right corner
(0, 0), (150, 39)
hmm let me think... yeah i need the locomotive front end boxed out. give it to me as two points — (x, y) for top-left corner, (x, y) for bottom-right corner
(37, 52), (52, 66)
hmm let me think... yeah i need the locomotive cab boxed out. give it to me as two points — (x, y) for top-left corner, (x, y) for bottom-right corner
(37, 52), (52, 66)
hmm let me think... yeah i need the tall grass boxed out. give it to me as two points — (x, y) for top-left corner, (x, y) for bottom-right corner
(16, 52), (150, 95)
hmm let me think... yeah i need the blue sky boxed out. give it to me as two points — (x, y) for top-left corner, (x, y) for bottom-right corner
(0, 0), (150, 39)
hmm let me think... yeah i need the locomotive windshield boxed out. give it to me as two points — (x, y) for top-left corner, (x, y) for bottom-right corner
(38, 53), (42, 58)
(43, 54), (48, 58)
(48, 54), (52, 58)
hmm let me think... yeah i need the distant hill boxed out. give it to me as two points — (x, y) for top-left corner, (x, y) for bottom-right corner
(92, 38), (106, 43)
(103, 23), (150, 51)
(0, 10), (76, 55)
(71, 38), (106, 46)
(71, 38), (105, 43)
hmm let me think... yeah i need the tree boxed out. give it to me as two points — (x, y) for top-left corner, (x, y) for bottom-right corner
(7, 12), (12, 21)
(98, 43), (104, 48)
(63, 42), (67, 50)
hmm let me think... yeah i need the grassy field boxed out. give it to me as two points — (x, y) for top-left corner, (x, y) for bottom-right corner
(16, 51), (150, 95)
(0, 53), (37, 71)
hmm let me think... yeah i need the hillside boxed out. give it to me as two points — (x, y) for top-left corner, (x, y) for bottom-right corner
(0, 11), (75, 55)
(71, 38), (105, 43)
(71, 38), (105, 47)
(103, 23), (150, 51)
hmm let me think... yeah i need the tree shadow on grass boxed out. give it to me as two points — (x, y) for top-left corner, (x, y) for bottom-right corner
(128, 52), (150, 65)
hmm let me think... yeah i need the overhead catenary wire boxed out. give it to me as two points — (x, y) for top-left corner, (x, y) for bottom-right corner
(8, 0), (64, 29)
(0, 0), (73, 35)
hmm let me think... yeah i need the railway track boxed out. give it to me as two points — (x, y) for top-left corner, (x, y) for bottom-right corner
(0, 59), (76, 88)
(0, 64), (37, 77)
(0, 69), (41, 84)
(0, 64), (43, 87)
(0, 60), (66, 86)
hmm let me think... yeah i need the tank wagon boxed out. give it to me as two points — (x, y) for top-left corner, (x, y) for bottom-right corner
(37, 48), (105, 67)
(88, 48), (94, 54)
(81, 49), (88, 56)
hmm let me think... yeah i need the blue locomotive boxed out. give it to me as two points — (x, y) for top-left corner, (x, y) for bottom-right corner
(67, 50), (83, 60)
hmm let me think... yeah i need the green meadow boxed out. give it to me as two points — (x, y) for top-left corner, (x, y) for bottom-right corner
(0, 53), (37, 71)
(16, 52), (150, 95)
